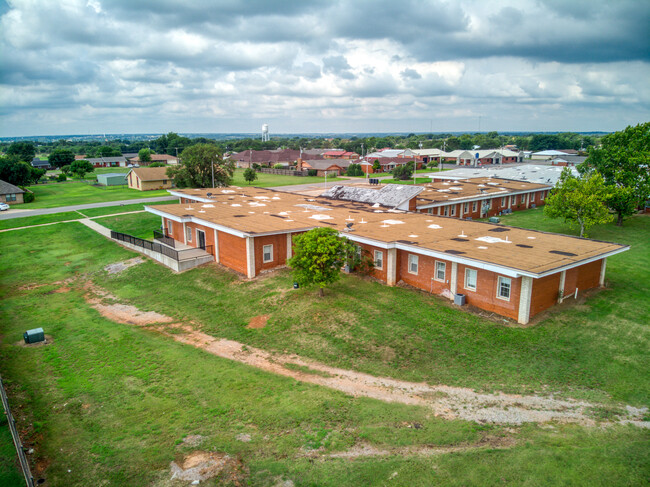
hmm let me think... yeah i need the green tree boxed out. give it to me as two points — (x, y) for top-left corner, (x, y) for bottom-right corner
(372, 160), (381, 172)
(6, 142), (36, 162)
(346, 163), (364, 177)
(167, 144), (234, 188)
(287, 227), (355, 297)
(243, 167), (258, 184)
(138, 148), (152, 163)
(392, 162), (413, 180)
(0, 156), (36, 186)
(544, 169), (612, 238)
(70, 160), (94, 179)
(148, 161), (166, 167)
(48, 148), (75, 168)
(60, 165), (72, 176)
(580, 122), (650, 226)
(97, 146), (121, 157)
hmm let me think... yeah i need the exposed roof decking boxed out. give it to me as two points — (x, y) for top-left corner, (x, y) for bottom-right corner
(151, 187), (627, 277)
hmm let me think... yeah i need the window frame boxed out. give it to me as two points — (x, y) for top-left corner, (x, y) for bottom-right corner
(167, 219), (173, 235)
(501, 197), (506, 206)
(464, 202), (469, 213)
(408, 254), (419, 275)
(464, 268), (477, 291)
(185, 225), (192, 242)
(5, 193), (16, 202)
(374, 250), (383, 270)
(434, 261), (446, 282)
(450, 205), (456, 216)
(262, 244), (273, 263)
(497, 276), (511, 301)
(472, 201), (477, 212)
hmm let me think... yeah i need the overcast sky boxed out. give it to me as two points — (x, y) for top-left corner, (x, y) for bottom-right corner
(1, 0), (649, 137)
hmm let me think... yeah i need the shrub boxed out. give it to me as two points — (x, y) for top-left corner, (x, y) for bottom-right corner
(273, 163), (284, 169)
(392, 163), (413, 180)
(307, 169), (317, 177)
(23, 191), (35, 203)
(252, 163), (261, 170)
(148, 161), (165, 167)
(346, 163), (364, 177)
(57, 174), (67, 182)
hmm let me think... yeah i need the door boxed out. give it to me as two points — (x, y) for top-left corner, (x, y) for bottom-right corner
(196, 229), (206, 250)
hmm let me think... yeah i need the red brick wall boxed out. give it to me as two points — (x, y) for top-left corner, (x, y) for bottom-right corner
(396, 251), (453, 296)
(184, 222), (216, 252)
(530, 273), (561, 318)
(575, 260), (602, 292)
(254, 234), (289, 273)
(457, 264), (521, 320)
(163, 218), (184, 243)
(358, 243), (389, 282)
(218, 231), (247, 275)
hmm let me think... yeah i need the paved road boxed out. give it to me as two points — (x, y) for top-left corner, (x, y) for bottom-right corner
(0, 195), (178, 220)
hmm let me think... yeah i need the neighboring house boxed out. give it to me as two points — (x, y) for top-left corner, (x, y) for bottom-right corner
(0, 180), (26, 204)
(128, 154), (179, 166)
(297, 159), (351, 176)
(445, 149), (524, 166)
(127, 167), (173, 191)
(30, 158), (51, 170)
(86, 157), (128, 168)
(426, 165), (579, 186)
(550, 155), (587, 167)
(322, 150), (359, 159)
(145, 187), (628, 325)
(231, 149), (302, 168)
(97, 173), (128, 186)
(530, 150), (573, 160)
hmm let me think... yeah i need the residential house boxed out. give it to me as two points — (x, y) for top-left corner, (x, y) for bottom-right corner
(0, 180), (26, 204)
(127, 167), (173, 191)
(86, 157), (128, 168)
(297, 159), (352, 176)
(128, 154), (179, 166)
(30, 158), (51, 170)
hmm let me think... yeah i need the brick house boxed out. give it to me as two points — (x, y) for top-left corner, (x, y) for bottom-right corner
(145, 187), (628, 324)
(0, 180), (25, 205)
(297, 159), (351, 176)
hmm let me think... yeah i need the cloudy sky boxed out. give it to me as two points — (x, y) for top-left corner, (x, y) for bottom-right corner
(1, 0), (649, 137)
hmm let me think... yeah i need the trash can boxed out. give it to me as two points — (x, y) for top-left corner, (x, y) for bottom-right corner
(293, 282), (299, 289)
(24, 328), (45, 344)
(454, 294), (466, 306)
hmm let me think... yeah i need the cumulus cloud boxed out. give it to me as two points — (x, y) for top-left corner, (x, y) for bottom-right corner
(0, 0), (648, 135)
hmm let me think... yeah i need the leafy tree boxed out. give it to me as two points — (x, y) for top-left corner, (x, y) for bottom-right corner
(544, 169), (612, 237)
(30, 168), (46, 184)
(392, 162), (413, 180)
(580, 122), (650, 226)
(243, 167), (258, 184)
(0, 156), (37, 186)
(288, 227), (355, 297)
(70, 160), (94, 179)
(60, 165), (72, 176)
(138, 148), (152, 163)
(346, 163), (363, 177)
(372, 160), (381, 172)
(57, 173), (67, 182)
(48, 148), (75, 169)
(167, 144), (234, 188)
(6, 142), (36, 162)
(97, 146), (121, 157)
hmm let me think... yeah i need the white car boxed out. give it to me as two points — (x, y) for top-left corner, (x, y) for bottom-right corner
(0, 203), (10, 211)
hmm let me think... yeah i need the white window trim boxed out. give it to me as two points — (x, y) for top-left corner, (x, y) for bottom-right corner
(450, 205), (456, 216)
(167, 220), (173, 234)
(434, 261), (446, 282)
(374, 250), (384, 270)
(472, 201), (477, 212)
(464, 202), (469, 213)
(497, 276), (511, 301)
(263, 244), (273, 263)
(186, 226), (192, 242)
(196, 229), (205, 247)
(408, 254), (419, 275)
(501, 197), (506, 206)
(464, 268), (477, 291)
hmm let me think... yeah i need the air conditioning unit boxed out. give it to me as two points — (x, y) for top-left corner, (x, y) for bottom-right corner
(530, 204), (536, 208)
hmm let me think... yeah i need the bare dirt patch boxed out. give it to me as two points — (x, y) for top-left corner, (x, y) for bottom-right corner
(179, 435), (205, 448)
(104, 257), (145, 275)
(82, 284), (650, 428)
(170, 451), (246, 484)
(247, 315), (270, 329)
(15, 335), (54, 348)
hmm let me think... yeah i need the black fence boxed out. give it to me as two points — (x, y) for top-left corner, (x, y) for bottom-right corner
(153, 230), (176, 248)
(0, 376), (36, 487)
(111, 231), (213, 261)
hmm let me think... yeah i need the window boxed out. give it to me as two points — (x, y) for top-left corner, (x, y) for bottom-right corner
(472, 201), (477, 212)
(501, 197), (506, 206)
(464, 268), (477, 291)
(541, 191), (545, 201)
(450, 205), (456, 216)
(374, 250), (383, 269)
(497, 276), (511, 300)
(443, 206), (448, 216)
(408, 254), (419, 274)
(464, 202), (469, 213)
(520, 194), (526, 204)
(508, 196), (513, 207)
(185, 226), (192, 242)
(163, 179), (168, 184)
(435, 261), (446, 281)
(167, 220), (173, 235)
(5, 194), (16, 202)
(263, 244), (273, 263)
(427, 208), (433, 215)
(488, 199), (493, 209)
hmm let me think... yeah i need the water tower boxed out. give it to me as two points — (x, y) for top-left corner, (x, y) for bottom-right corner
(262, 124), (269, 142)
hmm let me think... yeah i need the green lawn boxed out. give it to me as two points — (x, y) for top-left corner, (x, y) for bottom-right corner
(0, 211), (84, 230)
(94, 211), (162, 239)
(0, 214), (648, 485)
(79, 200), (175, 218)
(231, 168), (344, 187)
(20, 182), (171, 209)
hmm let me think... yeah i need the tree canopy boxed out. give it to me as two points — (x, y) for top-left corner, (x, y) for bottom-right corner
(0, 156), (43, 186)
(243, 167), (257, 184)
(166, 144), (234, 188)
(544, 169), (612, 238)
(70, 160), (94, 179)
(580, 122), (650, 225)
(6, 142), (36, 162)
(48, 148), (75, 168)
(287, 227), (355, 297)
(138, 148), (152, 163)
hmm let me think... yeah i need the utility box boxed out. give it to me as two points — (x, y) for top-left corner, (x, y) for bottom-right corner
(489, 217), (500, 223)
(24, 328), (45, 344)
(454, 294), (466, 306)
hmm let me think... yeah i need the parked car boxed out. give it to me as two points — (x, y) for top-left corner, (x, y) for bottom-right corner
(0, 203), (10, 211)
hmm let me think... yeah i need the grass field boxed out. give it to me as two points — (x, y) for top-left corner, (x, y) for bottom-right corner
(0, 211), (648, 485)
(21, 182), (171, 209)
(0, 211), (84, 230)
(230, 168), (344, 187)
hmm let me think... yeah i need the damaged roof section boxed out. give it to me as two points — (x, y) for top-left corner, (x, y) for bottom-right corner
(320, 184), (423, 210)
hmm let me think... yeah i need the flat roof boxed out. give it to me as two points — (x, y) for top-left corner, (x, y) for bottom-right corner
(425, 165), (579, 186)
(148, 187), (628, 278)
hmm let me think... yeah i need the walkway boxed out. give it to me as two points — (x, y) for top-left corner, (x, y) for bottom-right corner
(0, 195), (177, 220)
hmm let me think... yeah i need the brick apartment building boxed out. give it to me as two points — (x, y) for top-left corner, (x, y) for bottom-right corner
(145, 187), (628, 324)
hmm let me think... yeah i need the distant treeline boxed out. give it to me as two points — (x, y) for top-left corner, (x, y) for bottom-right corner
(1, 131), (599, 158)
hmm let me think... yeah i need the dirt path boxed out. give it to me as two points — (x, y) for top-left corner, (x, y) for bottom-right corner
(83, 283), (649, 427)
